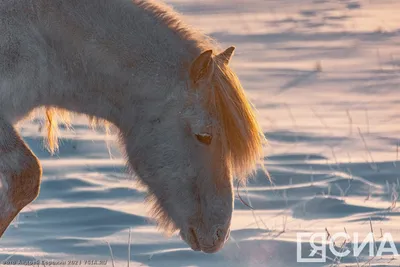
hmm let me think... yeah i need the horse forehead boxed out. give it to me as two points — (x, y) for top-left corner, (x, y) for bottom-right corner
(182, 98), (212, 120)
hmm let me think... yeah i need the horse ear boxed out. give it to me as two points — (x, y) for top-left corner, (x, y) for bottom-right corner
(190, 50), (214, 83)
(216, 46), (235, 65)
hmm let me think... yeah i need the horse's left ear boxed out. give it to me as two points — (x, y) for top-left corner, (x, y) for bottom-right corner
(216, 46), (235, 65)
(190, 50), (214, 84)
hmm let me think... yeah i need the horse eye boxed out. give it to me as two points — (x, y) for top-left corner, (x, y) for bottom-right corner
(195, 133), (212, 145)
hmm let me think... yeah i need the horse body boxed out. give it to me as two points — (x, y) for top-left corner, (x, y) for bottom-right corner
(0, 0), (264, 253)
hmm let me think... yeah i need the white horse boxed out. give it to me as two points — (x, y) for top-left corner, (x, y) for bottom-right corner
(0, 0), (265, 253)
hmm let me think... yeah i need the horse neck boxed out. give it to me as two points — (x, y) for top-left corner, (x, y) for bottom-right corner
(2, 0), (206, 125)
(31, 0), (198, 126)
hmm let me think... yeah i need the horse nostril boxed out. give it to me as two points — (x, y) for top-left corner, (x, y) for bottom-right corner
(215, 228), (224, 241)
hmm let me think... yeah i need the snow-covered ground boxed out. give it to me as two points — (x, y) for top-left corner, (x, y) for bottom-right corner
(1, 0), (400, 266)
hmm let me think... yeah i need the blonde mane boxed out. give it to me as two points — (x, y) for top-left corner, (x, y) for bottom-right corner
(43, 108), (109, 154)
(208, 58), (266, 182)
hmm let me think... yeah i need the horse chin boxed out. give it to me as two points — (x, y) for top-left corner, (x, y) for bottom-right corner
(179, 229), (201, 252)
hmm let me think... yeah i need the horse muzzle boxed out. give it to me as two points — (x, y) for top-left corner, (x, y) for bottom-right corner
(180, 225), (231, 253)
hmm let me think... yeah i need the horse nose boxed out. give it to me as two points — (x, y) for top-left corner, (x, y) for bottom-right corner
(199, 226), (230, 253)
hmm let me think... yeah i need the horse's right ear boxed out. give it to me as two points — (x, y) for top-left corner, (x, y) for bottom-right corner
(190, 50), (214, 84)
